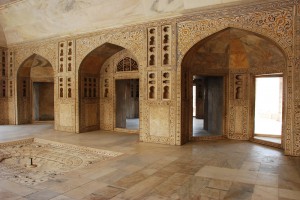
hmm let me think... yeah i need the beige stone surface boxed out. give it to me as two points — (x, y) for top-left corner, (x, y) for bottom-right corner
(0, 0), (299, 159)
(0, 123), (298, 199)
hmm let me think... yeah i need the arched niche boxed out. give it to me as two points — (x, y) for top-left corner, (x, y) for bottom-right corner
(180, 27), (287, 145)
(78, 43), (140, 133)
(100, 49), (140, 132)
(17, 54), (54, 124)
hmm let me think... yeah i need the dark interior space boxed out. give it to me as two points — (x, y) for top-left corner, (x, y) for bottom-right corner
(193, 76), (223, 136)
(116, 79), (139, 130)
(32, 82), (54, 121)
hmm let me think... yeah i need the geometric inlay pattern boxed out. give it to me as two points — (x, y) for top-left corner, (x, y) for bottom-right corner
(0, 138), (122, 185)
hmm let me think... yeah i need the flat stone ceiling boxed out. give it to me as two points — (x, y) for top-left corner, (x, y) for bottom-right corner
(0, 0), (269, 46)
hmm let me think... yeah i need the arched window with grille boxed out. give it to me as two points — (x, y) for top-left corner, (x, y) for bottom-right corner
(116, 57), (138, 72)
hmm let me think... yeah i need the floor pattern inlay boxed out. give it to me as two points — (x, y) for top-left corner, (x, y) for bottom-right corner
(0, 138), (122, 185)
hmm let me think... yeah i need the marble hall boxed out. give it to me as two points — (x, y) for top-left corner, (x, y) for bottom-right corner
(0, 0), (300, 199)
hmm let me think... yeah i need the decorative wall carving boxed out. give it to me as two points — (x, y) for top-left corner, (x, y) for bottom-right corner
(162, 71), (170, 100)
(2, 0), (299, 155)
(161, 25), (171, 66)
(58, 41), (66, 73)
(98, 49), (140, 132)
(147, 27), (157, 67)
(148, 72), (157, 100)
(116, 57), (138, 72)
(234, 74), (246, 100)
(176, 2), (295, 152)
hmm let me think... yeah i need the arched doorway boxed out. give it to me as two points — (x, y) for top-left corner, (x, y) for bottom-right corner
(181, 28), (287, 146)
(78, 43), (140, 133)
(17, 54), (54, 124)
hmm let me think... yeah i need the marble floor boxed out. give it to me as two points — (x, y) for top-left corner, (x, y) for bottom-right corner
(126, 118), (139, 130)
(0, 123), (300, 200)
(193, 118), (222, 137)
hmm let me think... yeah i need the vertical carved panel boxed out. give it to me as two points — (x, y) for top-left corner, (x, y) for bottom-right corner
(162, 71), (171, 100)
(67, 40), (75, 72)
(1, 50), (6, 77)
(147, 27), (157, 67)
(67, 77), (72, 98)
(58, 41), (66, 73)
(294, 101), (300, 155)
(148, 72), (157, 100)
(9, 80), (13, 97)
(8, 51), (13, 77)
(234, 74), (245, 100)
(58, 77), (64, 98)
(0, 49), (6, 99)
(103, 78), (109, 98)
(1, 79), (6, 98)
(8, 51), (14, 98)
(161, 25), (171, 66)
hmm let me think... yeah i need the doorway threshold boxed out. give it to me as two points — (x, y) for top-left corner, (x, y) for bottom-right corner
(191, 135), (226, 141)
(114, 128), (139, 134)
(250, 136), (281, 148)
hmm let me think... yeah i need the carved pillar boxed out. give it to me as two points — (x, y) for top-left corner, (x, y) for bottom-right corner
(55, 40), (76, 132)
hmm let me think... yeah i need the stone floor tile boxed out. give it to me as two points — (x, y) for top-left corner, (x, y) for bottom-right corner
(0, 180), (36, 196)
(115, 176), (163, 199)
(279, 178), (300, 191)
(0, 125), (300, 200)
(200, 187), (223, 199)
(208, 179), (232, 191)
(64, 181), (107, 199)
(0, 188), (22, 200)
(224, 182), (254, 200)
(25, 189), (60, 200)
(82, 185), (125, 200)
(251, 185), (278, 200)
(177, 176), (210, 199)
(241, 161), (261, 172)
(279, 188), (300, 200)
(256, 172), (278, 188)
(95, 169), (129, 185)
(82, 166), (117, 180)
(113, 171), (148, 189)
(49, 195), (74, 200)
(235, 170), (258, 184)
(195, 166), (238, 181)
(259, 163), (280, 174)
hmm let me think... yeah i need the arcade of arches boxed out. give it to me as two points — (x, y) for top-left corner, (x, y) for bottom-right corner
(0, 0), (300, 158)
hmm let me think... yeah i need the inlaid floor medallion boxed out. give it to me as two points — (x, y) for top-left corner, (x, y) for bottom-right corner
(0, 138), (122, 185)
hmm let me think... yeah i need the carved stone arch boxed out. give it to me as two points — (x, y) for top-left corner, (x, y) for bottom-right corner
(76, 39), (143, 74)
(177, 26), (289, 146)
(14, 44), (57, 76)
(178, 25), (289, 72)
(100, 49), (140, 74)
(16, 53), (55, 125)
(224, 24), (291, 59)
(16, 53), (54, 78)
(78, 42), (141, 133)
(105, 39), (143, 67)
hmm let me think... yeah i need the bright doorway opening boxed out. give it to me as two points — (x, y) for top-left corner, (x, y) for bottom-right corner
(254, 76), (283, 144)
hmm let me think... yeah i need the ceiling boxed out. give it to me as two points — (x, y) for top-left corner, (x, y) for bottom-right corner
(0, 0), (269, 46)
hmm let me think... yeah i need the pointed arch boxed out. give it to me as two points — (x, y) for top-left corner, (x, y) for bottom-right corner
(17, 54), (54, 124)
(78, 42), (140, 133)
(181, 27), (287, 70)
(179, 27), (288, 145)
